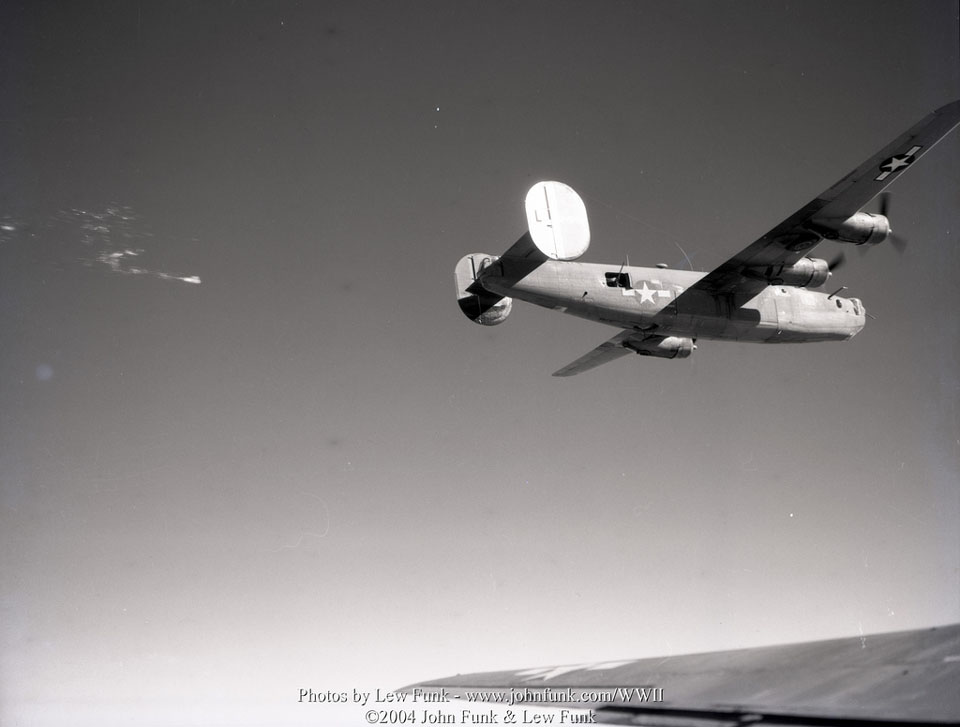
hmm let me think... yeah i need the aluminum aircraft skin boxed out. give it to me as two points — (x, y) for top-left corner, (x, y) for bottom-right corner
(455, 101), (960, 376)
(402, 624), (960, 726)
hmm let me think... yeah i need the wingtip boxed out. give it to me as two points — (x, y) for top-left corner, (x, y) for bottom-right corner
(934, 99), (960, 118)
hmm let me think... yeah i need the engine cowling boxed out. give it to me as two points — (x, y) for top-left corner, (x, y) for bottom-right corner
(811, 212), (891, 246)
(746, 257), (830, 287)
(624, 336), (694, 359)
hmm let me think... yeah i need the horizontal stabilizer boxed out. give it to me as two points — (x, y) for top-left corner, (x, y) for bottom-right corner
(525, 181), (590, 261)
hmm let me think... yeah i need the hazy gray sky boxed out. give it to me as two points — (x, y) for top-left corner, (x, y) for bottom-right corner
(2, 2), (958, 725)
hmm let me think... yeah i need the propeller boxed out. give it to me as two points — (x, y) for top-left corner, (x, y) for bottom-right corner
(826, 252), (846, 273)
(878, 192), (909, 254)
(878, 191), (892, 217)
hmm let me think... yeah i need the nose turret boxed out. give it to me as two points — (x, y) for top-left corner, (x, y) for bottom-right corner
(847, 297), (867, 338)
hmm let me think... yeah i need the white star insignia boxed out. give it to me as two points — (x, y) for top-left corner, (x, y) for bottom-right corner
(881, 155), (912, 173)
(636, 281), (657, 304)
(517, 664), (587, 681)
(516, 660), (635, 682)
(875, 146), (921, 180)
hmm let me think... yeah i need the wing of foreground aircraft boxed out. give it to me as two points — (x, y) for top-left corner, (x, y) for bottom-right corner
(402, 623), (960, 725)
(691, 100), (960, 297)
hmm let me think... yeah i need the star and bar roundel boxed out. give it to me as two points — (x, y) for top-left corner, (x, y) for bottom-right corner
(628, 280), (673, 305)
(875, 145), (922, 181)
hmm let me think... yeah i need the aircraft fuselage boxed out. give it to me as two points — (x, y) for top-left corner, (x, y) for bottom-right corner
(479, 259), (865, 343)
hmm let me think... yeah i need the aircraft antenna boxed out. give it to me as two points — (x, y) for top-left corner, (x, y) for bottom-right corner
(616, 257), (627, 287)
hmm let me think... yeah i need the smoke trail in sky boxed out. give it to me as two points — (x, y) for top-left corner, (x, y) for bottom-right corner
(96, 247), (202, 284)
(1, 206), (202, 285)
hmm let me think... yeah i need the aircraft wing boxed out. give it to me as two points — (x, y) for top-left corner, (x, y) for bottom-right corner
(551, 330), (637, 377)
(692, 100), (960, 296)
(401, 624), (960, 726)
(553, 331), (694, 376)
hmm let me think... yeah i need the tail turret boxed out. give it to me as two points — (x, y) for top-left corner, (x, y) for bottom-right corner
(454, 253), (512, 325)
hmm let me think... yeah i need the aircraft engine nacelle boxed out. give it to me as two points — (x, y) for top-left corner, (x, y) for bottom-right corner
(624, 336), (694, 359)
(812, 212), (891, 246)
(455, 253), (513, 325)
(747, 257), (831, 287)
